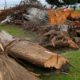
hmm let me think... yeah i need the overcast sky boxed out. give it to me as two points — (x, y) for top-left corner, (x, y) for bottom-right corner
(0, 0), (80, 9)
(38, 0), (47, 4)
(0, 0), (21, 4)
(0, 0), (21, 9)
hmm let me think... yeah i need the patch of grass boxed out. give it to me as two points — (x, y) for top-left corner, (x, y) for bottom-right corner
(0, 24), (39, 40)
(76, 8), (80, 12)
(41, 50), (80, 80)
(0, 24), (26, 37)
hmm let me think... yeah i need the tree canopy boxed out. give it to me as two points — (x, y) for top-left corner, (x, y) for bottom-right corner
(78, 0), (80, 3)
(63, 0), (78, 4)
(46, 0), (78, 5)
(46, 0), (63, 6)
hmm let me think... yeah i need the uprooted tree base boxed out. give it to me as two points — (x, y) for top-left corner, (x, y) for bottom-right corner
(21, 22), (80, 49)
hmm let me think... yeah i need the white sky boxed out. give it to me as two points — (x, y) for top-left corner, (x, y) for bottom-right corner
(0, 0), (21, 4)
(0, 0), (21, 9)
(0, 0), (51, 9)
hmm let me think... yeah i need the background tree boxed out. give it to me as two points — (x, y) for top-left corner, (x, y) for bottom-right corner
(63, 0), (78, 4)
(46, 0), (64, 6)
(46, 0), (78, 5)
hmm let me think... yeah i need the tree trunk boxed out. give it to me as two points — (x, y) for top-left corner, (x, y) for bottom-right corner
(6, 40), (68, 69)
(0, 31), (68, 69)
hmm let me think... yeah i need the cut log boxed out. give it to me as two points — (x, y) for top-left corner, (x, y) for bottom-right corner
(5, 40), (68, 69)
(0, 30), (68, 69)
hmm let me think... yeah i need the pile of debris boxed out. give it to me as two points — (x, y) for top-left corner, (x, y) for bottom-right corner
(0, 4), (80, 50)
(22, 22), (80, 49)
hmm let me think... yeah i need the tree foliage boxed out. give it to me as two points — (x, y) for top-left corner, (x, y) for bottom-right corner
(63, 0), (78, 4)
(46, 0), (78, 5)
(46, 0), (60, 5)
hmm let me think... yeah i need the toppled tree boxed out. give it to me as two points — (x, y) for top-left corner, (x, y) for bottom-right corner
(0, 30), (68, 70)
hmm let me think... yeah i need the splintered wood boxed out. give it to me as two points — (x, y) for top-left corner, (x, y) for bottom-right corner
(0, 55), (40, 80)
(6, 40), (68, 69)
(39, 30), (79, 49)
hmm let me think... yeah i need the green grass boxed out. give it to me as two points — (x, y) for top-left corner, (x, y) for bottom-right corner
(0, 24), (80, 80)
(0, 24), (26, 37)
(41, 50), (80, 80)
(0, 24), (38, 40)
(76, 8), (80, 12)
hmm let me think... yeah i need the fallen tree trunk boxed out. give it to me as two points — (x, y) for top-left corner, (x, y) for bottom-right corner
(0, 31), (68, 69)
(6, 40), (68, 69)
